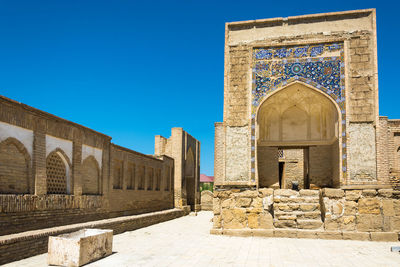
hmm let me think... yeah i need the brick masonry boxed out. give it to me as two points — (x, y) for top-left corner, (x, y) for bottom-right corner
(0, 95), (199, 236)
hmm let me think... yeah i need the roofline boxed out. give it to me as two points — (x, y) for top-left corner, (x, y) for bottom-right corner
(226, 8), (375, 27)
(111, 143), (170, 162)
(0, 95), (112, 139)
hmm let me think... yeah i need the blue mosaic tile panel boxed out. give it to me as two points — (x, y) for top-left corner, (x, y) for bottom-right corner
(251, 43), (347, 180)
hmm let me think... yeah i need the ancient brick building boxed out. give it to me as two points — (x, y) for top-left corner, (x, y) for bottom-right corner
(0, 95), (199, 236)
(213, 9), (400, 241)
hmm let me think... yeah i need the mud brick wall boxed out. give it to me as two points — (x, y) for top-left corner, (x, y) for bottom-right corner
(0, 95), (176, 235)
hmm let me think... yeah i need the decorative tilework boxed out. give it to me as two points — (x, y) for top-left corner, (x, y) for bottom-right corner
(252, 43), (347, 180)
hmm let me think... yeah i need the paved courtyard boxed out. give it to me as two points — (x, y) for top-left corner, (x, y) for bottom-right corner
(5, 211), (400, 267)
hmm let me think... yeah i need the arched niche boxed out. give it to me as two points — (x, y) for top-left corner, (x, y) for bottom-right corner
(81, 156), (101, 195)
(0, 137), (32, 194)
(46, 149), (72, 194)
(256, 82), (341, 189)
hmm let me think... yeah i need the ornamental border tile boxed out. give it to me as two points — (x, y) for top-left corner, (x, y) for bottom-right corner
(250, 43), (347, 180)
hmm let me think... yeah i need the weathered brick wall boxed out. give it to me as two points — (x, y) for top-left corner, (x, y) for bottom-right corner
(0, 138), (31, 194)
(376, 117), (390, 184)
(224, 46), (249, 127)
(0, 96), (177, 235)
(379, 119), (400, 188)
(214, 122), (225, 185)
(81, 156), (100, 194)
(154, 128), (201, 210)
(310, 145), (333, 187)
(281, 149), (304, 189)
(257, 147), (278, 187)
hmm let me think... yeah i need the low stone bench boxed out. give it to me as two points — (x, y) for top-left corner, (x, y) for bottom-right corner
(48, 229), (113, 267)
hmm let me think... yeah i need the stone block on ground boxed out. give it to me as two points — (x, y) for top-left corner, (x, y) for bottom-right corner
(48, 229), (113, 267)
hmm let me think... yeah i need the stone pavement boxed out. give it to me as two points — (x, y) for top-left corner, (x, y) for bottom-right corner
(4, 211), (400, 267)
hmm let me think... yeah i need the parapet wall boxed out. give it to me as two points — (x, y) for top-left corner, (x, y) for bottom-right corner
(212, 188), (400, 241)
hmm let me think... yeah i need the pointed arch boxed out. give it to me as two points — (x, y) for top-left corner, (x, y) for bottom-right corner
(185, 147), (195, 177)
(81, 155), (101, 195)
(46, 148), (71, 194)
(0, 137), (32, 194)
(255, 81), (342, 188)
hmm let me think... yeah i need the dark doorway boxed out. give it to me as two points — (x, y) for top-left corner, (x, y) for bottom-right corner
(186, 177), (195, 210)
(279, 162), (285, 189)
(303, 147), (310, 189)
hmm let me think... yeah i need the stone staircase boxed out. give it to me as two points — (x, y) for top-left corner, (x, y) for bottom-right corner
(273, 189), (323, 230)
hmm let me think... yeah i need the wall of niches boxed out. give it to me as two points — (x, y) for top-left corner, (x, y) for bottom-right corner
(0, 96), (175, 235)
(109, 145), (174, 213)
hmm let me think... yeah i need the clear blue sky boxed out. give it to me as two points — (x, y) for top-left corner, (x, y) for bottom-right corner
(0, 0), (397, 176)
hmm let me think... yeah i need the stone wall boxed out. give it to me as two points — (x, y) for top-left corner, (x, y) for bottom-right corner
(214, 122), (224, 186)
(212, 188), (400, 241)
(213, 188), (273, 230)
(322, 188), (400, 233)
(0, 95), (190, 235)
(377, 117), (400, 189)
(200, 190), (213, 210)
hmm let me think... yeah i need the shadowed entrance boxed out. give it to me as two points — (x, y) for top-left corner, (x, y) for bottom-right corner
(256, 82), (340, 189)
